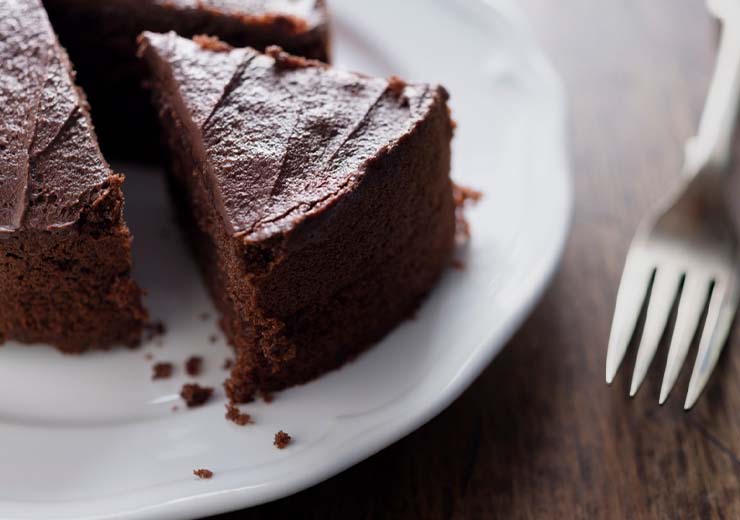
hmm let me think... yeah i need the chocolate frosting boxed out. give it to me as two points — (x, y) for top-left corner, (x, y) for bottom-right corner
(0, 0), (110, 234)
(140, 32), (446, 242)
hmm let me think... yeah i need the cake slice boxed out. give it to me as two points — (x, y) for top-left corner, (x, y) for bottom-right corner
(139, 32), (456, 401)
(0, 0), (146, 353)
(42, 0), (331, 160)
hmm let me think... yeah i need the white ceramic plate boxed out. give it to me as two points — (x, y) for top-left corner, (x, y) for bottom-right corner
(0, 0), (571, 518)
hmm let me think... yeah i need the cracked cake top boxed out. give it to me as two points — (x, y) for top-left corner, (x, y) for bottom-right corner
(0, 0), (113, 234)
(138, 31), (448, 243)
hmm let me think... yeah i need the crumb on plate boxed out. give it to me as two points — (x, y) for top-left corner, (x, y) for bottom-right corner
(225, 403), (252, 426)
(180, 383), (214, 408)
(274, 430), (292, 449)
(185, 355), (203, 376)
(193, 468), (213, 479)
(152, 362), (173, 380)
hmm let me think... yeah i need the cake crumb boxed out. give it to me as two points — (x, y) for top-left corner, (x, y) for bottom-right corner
(453, 184), (483, 242)
(448, 107), (458, 131)
(185, 356), (203, 377)
(193, 469), (213, 479)
(388, 76), (409, 106)
(451, 258), (465, 271)
(193, 34), (231, 52)
(453, 184), (483, 206)
(388, 75), (406, 95)
(172, 405), (179, 412)
(261, 391), (274, 404)
(266, 45), (324, 70)
(209, 334), (219, 344)
(199, 312), (211, 321)
(144, 353), (153, 361)
(223, 358), (234, 370)
(144, 321), (166, 342)
(180, 383), (214, 408)
(225, 404), (252, 426)
(274, 430), (292, 449)
(152, 362), (174, 380)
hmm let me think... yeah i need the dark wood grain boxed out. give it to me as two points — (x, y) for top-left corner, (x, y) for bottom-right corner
(216, 1), (740, 518)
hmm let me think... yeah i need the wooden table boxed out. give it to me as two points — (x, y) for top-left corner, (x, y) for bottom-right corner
(219, 1), (740, 517)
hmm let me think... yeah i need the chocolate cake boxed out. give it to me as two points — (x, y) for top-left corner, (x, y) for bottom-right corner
(42, 0), (330, 159)
(0, 0), (146, 352)
(138, 33), (456, 401)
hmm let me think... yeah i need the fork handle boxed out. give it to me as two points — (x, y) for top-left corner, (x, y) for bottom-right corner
(686, 7), (740, 176)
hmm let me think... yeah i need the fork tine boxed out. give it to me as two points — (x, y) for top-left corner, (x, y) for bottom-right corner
(659, 275), (711, 404)
(606, 251), (654, 384)
(684, 276), (740, 410)
(629, 269), (682, 397)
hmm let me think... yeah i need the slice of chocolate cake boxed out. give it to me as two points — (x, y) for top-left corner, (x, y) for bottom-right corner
(139, 32), (456, 401)
(0, 0), (146, 353)
(42, 0), (330, 160)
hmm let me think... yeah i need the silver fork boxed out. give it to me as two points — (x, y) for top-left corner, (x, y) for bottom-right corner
(606, 0), (740, 409)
